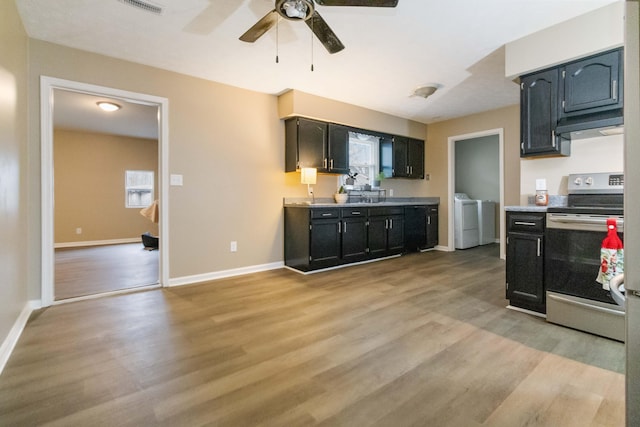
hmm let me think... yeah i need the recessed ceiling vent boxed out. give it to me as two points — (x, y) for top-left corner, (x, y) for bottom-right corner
(117, 0), (163, 15)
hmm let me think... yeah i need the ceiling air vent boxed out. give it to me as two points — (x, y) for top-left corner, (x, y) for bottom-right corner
(117, 0), (163, 15)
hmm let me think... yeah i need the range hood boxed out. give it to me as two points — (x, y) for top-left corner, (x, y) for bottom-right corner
(555, 108), (624, 140)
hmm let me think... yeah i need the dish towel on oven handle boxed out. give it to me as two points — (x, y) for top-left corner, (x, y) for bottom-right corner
(596, 218), (624, 290)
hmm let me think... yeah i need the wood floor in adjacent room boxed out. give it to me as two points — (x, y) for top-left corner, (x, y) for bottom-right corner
(55, 243), (159, 300)
(0, 245), (625, 426)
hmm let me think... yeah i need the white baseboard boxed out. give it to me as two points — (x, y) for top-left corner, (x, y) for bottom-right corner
(0, 300), (39, 375)
(54, 238), (141, 249)
(168, 261), (284, 287)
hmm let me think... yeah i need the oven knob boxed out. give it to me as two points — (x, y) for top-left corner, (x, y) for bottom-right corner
(585, 177), (594, 185)
(574, 177), (582, 185)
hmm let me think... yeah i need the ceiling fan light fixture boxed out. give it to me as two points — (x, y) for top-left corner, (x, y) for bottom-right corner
(97, 101), (121, 112)
(412, 84), (441, 99)
(277, 0), (314, 20)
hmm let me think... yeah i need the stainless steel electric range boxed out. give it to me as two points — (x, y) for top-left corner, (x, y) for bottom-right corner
(545, 172), (625, 341)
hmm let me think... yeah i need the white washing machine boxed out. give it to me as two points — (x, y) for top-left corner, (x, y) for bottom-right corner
(454, 193), (479, 249)
(477, 200), (496, 245)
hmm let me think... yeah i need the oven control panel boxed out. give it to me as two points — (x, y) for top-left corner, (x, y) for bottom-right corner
(568, 172), (624, 194)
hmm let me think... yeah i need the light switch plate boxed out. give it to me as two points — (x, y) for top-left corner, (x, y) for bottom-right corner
(170, 174), (183, 186)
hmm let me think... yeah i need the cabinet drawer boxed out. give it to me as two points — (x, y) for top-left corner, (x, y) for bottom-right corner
(369, 206), (404, 217)
(311, 208), (340, 219)
(507, 213), (545, 233)
(342, 208), (366, 218)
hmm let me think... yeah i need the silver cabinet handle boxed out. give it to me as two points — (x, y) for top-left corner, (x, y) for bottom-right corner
(338, 222), (341, 233)
(343, 222), (347, 233)
(514, 221), (536, 226)
(351, 211), (361, 215)
(330, 159), (334, 169)
(537, 238), (541, 257)
(613, 79), (618, 100)
(551, 130), (556, 148)
(389, 218), (393, 229)
(321, 213), (332, 217)
(323, 158), (327, 169)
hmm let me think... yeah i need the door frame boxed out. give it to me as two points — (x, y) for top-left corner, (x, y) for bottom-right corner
(40, 76), (170, 306)
(447, 128), (505, 258)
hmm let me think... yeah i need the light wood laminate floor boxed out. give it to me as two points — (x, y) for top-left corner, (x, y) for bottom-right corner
(0, 245), (625, 426)
(55, 243), (159, 300)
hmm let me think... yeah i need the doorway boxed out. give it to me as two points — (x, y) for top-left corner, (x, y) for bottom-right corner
(448, 129), (505, 258)
(41, 77), (169, 306)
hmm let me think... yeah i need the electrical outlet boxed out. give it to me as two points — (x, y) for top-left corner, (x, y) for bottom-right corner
(230, 241), (237, 252)
(76, 227), (82, 235)
(425, 174), (430, 181)
(389, 189), (394, 197)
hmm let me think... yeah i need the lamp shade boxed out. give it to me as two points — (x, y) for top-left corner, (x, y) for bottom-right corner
(300, 167), (317, 185)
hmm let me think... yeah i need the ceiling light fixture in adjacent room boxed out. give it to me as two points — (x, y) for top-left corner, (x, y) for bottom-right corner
(412, 84), (441, 99)
(97, 101), (122, 112)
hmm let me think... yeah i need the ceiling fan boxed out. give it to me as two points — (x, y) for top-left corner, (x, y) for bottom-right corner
(239, 0), (399, 54)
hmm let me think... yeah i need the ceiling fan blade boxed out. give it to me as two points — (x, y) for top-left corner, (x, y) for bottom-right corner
(315, 0), (398, 7)
(239, 9), (279, 43)
(305, 11), (345, 54)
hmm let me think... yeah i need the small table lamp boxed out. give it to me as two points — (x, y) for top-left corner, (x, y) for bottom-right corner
(300, 167), (317, 203)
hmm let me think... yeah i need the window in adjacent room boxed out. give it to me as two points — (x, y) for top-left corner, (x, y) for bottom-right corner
(125, 170), (154, 208)
(347, 131), (380, 187)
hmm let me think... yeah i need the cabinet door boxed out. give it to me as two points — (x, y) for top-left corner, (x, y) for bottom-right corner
(392, 136), (409, 177)
(341, 217), (368, 262)
(310, 219), (340, 267)
(327, 124), (350, 174)
(387, 214), (405, 254)
(561, 49), (622, 115)
(506, 231), (545, 313)
(426, 206), (438, 249)
(521, 69), (564, 157)
(404, 206), (426, 251)
(298, 118), (328, 171)
(368, 216), (388, 258)
(408, 138), (425, 179)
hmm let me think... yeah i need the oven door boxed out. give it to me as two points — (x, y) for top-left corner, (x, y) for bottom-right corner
(545, 213), (623, 304)
(545, 213), (625, 341)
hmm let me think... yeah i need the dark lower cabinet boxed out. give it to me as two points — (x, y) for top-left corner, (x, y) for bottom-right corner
(368, 207), (404, 257)
(341, 209), (368, 263)
(506, 212), (546, 314)
(426, 205), (439, 248)
(285, 205), (411, 272)
(405, 205), (439, 251)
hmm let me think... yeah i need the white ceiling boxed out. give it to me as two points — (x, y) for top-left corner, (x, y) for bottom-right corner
(17, 0), (620, 137)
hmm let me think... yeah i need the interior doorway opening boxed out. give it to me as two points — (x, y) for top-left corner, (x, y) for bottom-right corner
(41, 77), (169, 306)
(448, 129), (505, 258)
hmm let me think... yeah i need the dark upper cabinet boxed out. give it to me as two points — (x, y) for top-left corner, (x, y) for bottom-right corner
(327, 124), (350, 174)
(560, 49), (623, 116)
(383, 136), (425, 179)
(520, 69), (569, 157)
(284, 117), (349, 174)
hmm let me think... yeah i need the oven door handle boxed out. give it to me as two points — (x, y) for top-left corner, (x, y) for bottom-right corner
(547, 293), (625, 316)
(548, 216), (624, 227)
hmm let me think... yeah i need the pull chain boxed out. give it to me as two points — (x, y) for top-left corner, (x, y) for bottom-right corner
(276, 18), (279, 64)
(310, 17), (314, 71)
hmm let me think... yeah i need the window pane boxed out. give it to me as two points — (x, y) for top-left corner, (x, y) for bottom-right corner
(126, 170), (154, 208)
(348, 132), (380, 186)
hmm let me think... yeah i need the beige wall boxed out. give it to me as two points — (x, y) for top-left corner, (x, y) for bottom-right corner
(27, 40), (292, 295)
(505, 2), (624, 78)
(520, 134), (624, 203)
(0, 1), (29, 352)
(54, 129), (159, 243)
(426, 105), (521, 248)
